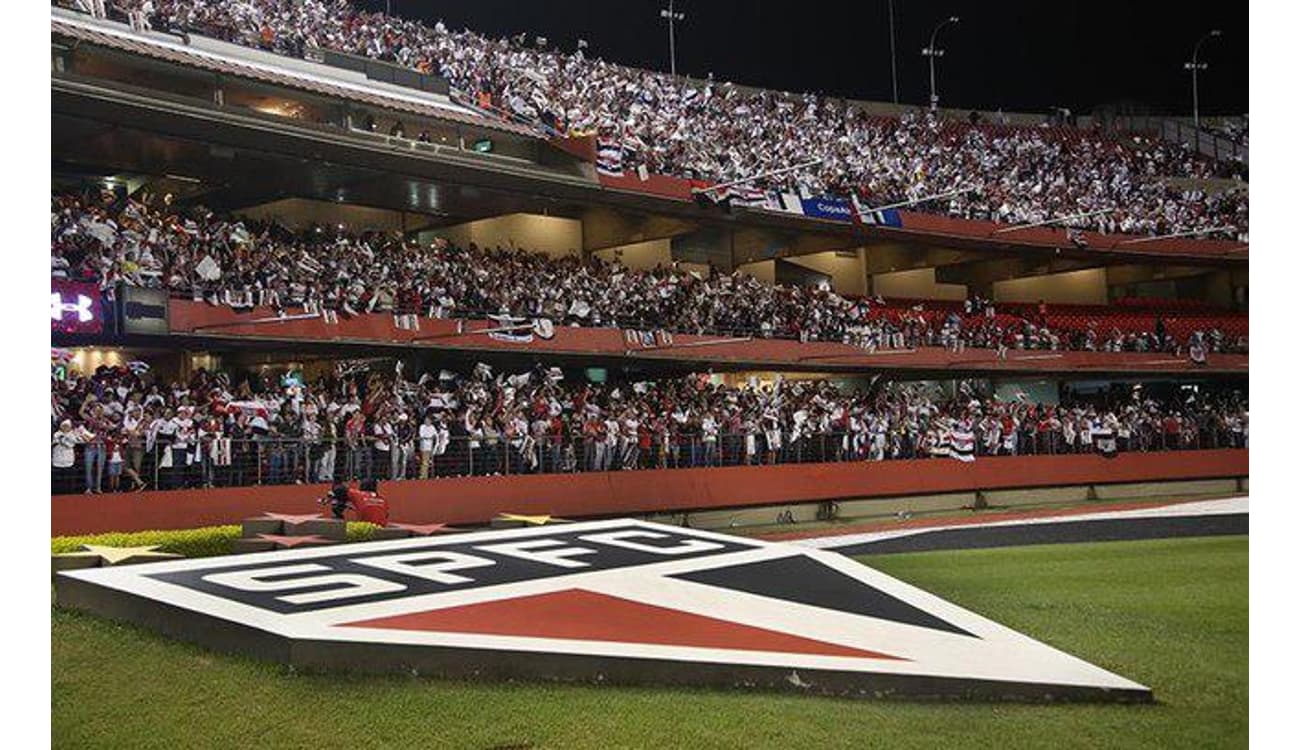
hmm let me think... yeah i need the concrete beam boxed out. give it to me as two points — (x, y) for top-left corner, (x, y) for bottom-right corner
(1103, 264), (1217, 285)
(581, 207), (699, 254)
(935, 256), (1100, 289)
(729, 226), (863, 267)
(862, 242), (986, 275)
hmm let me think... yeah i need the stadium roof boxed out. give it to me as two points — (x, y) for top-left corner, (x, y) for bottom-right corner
(51, 9), (538, 137)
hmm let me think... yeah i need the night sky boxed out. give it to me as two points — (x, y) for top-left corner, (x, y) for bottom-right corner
(358, 1), (1248, 116)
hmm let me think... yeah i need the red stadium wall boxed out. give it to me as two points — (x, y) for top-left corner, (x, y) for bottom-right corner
(51, 449), (1247, 536)
(556, 133), (697, 200)
(596, 171), (695, 201)
(548, 133), (598, 163)
(892, 211), (1246, 260)
(167, 301), (1248, 374)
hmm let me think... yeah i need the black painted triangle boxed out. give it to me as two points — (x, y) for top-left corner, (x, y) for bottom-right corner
(672, 555), (976, 638)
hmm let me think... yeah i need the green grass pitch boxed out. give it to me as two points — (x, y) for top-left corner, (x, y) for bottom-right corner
(51, 535), (1247, 749)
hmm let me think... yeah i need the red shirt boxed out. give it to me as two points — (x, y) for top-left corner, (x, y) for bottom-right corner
(347, 488), (390, 526)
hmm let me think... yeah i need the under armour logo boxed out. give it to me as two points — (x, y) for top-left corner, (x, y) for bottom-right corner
(51, 293), (95, 323)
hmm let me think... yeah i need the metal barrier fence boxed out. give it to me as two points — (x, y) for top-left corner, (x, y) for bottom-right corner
(1160, 118), (1249, 168)
(1106, 114), (1248, 169)
(52, 428), (1247, 495)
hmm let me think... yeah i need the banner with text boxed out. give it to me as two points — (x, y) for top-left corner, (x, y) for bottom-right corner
(798, 195), (856, 223)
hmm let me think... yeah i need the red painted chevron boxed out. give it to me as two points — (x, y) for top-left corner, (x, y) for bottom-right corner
(339, 588), (901, 660)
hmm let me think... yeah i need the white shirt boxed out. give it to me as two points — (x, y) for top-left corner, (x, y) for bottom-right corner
(419, 423), (437, 452)
(373, 423), (392, 451)
(52, 430), (80, 468)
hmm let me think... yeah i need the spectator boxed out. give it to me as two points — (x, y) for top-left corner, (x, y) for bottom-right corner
(52, 419), (89, 494)
(50, 188), (1246, 354)
(49, 357), (1249, 493)
(60, 0), (1247, 237)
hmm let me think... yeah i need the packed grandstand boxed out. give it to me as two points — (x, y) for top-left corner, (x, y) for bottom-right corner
(57, 0), (1247, 239)
(52, 358), (1248, 495)
(52, 188), (1246, 353)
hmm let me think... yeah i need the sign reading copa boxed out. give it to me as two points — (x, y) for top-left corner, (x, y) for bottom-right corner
(51, 279), (103, 335)
(119, 286), (170, 335)
(798, 195), (856, 222)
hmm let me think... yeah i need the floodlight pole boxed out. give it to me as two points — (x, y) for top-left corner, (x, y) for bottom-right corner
(660, 1), (686, 76)
(1115, 225), (1239, 245)
(866, 185), (978, 213)
(922, 16), (959, 111)
(692, 159), (824, 196)
(990, 209), (1115, 235)
(888, 0), (899, 104)
(1184, 29), (1222, 129)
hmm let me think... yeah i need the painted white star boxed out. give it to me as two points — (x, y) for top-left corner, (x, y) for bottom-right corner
(79, 545), (181, 565)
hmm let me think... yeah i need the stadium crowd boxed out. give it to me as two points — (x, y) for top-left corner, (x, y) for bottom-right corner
(60, 0), (1247, 238)
(52, 357), (1249, 494)
(52, 189), (1245, 354)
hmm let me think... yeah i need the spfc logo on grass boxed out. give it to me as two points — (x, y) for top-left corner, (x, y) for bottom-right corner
(55, 520), (1149, 702)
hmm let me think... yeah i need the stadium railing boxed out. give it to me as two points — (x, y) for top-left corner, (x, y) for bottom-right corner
(53, 429), (1248, 496)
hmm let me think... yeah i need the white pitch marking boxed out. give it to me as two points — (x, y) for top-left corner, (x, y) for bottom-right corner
(792, 496), (1249, 550)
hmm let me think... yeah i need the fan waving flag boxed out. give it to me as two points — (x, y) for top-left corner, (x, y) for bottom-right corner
(950, 426), (976, 462)
(224, 400), (272, 419)
(596, 140), (624, 176)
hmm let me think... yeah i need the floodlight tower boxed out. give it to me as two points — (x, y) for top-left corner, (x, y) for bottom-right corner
(1184, 29), (1222, 129)
(660, 1), (686, 76)
(921, 16), (960, 111)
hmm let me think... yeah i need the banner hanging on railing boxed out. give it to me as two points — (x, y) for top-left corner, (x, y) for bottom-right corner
(119, 285), (169, 335)
(851, 195), (904, 228)
(722, 183), (768, 208)
(486, 316), (556, 344)
(798, 195), (856, 222)
(624, 329), (674, 349)
(763, 190), (806, 216)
